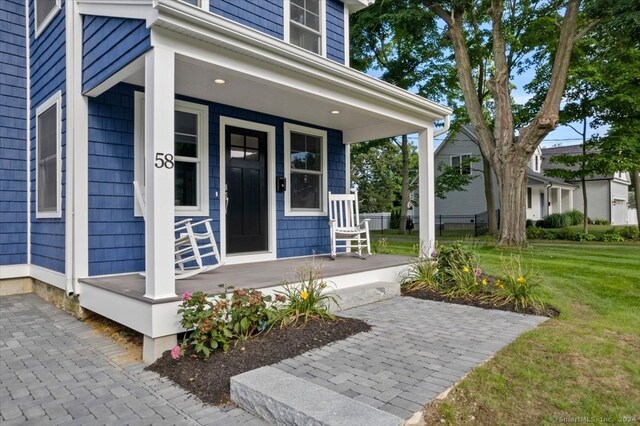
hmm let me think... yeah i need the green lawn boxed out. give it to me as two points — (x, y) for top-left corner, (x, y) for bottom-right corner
(375, 233), (640, 424)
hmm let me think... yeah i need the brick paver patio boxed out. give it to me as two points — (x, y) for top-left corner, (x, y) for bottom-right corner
(0, 294), (266, 426)
(273, 296), (548, 419)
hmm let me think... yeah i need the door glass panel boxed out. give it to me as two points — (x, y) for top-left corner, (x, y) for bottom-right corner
(230, 133), (244, 147)
(175, 161), (197, 206)
(291, 173), (320, 209)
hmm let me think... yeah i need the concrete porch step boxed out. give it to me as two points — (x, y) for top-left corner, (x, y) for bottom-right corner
(325, 281), (400, 312)
(231, 366), (404, 426)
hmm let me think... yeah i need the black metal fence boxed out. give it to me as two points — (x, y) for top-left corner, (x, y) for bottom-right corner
(362, 210), (500, 237)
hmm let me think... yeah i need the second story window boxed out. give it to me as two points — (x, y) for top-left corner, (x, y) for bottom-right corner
(289, 0), (323, 55)
(451, 154), (472, 175)
(35, 0), (61, 37)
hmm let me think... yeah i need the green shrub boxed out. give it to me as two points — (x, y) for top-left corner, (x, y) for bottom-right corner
(565, 210), (585, 226)
(177, 288), (277, 358)
(535, 219), (545, 228)
(555, 227), (577, 240)
(390, 208), (401, 229)
(488, 255), (542, 312)
(373, 237), (391, 254)
(599, 229), (624, 242)
(541, 213), (570, 229)
(526, 227), (547, 240)
(592, 218), (610, 225)
(574, 232), (596, 242)
(276, 264), (337, 325)
(436, 242), (478, 285)
(619, 226), (640, 240)
(401, 257), (439, 291)
(526, 219), (534, 228)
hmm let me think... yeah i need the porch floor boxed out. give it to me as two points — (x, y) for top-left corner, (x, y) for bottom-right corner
(79, 254), (411, 304)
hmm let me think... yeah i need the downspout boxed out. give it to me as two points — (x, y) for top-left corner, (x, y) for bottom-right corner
(545, 183), (552, 216)
(64, 0), (76, 296)
(25, 0), (31, 266)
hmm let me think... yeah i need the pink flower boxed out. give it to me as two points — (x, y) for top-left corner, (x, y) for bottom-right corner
(181, 292), (192, 301)
(430, 250), (437, 258)
(171, 345), (182, 360)
(474, 268), (482, 277)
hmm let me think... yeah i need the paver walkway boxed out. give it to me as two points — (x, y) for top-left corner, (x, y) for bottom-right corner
(274, 296), (547, 419)
(0, 294), (267, 426)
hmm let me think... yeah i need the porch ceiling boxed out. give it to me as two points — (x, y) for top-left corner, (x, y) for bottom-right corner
(110, 0), (452, 144)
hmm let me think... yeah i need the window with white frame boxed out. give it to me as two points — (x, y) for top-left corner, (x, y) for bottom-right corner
(451, 154), (472, 175)
(284, 123), (328, 216)
(287, 0), (324, 55)
(527, 187), (532, 209)
(178, 0), (210, 9)
(36, 92), (61, 218)
(35, 0), (61, 37)
(134, 93), (209, 216)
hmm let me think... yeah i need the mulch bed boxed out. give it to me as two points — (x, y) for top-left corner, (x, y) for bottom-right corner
(146, 317), (370, 405)
(402, 288), (560, 317)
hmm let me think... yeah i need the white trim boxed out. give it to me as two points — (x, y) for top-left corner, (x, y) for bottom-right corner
(35, 91), (63, 219)
(30, 264), (67, 290)
(418, 126), (435, 255)
(345, 143), (351, 193)
(343, 4), (350, 66)
(75, 0), (158, 25)
(219, 117), (277, 263)
(0, 264), (31, 279)
(25, 0), (32, 264)
(284, 0), (326, 57)
(134, 92), (210, 217)
(283, 123), (328, 217)
(35, 0), (62, 38)
(450, 153), (473, 176)
(84, 56), (145, 98)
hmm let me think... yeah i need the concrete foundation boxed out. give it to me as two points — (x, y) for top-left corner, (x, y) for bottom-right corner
(32, 279), (85, 319)
(326, 281), (400, 312)
(143, 334), (177, 364)
(0, 277), (33, 296)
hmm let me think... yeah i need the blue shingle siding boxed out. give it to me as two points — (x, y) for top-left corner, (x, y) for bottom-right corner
(211, 0), (284, 39)
(29, 0), (66, 273)
(326, 0), (345, 64)
(87, 83), (345, 276)
(0, 0), (28, 265)
(82, 16), (150, 94)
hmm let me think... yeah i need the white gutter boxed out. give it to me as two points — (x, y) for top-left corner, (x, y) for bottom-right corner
(433, 115), (450, 138)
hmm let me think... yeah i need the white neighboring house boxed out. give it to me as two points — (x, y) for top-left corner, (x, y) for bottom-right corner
(425, 125), (576, 222)
(541, 146), (632, 225)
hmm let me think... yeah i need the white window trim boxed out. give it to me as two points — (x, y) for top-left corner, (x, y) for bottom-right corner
(450, 153), (473, 176)
(133, 92), (210, 217)
(179, 0), (210, 11)
(35, 0), (62, 38)
(283, 0), (327, 57)
(35, 91), (62, 219)
(284, 122), (328, 217)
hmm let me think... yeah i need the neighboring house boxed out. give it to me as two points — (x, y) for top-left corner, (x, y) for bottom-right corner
(541, 146), (632, 225)
(427, 125), (576, 222)
(0, 0), (450, 361)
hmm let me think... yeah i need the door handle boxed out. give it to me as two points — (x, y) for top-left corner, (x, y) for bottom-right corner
(225, 184), (229, 211)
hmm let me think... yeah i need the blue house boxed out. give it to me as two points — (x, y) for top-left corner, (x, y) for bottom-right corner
(0, 0), (450, 361)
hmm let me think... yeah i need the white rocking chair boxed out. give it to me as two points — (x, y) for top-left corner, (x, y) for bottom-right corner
(328, 191), (371, 259)
(134, 181), (222, 279)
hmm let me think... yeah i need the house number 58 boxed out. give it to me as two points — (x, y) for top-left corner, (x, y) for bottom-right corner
(154, 153), (174, 169)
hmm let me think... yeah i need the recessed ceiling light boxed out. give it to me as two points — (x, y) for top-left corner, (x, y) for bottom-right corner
(331, 110), (340, 114)
(213, 78), (226, 84)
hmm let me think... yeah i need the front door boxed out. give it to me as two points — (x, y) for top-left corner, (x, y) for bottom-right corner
(225, 126), (268, 254)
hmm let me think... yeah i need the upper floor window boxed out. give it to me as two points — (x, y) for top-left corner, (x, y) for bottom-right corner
(179, 0), (209, 9)
(36, 91), (62, 218)
(532, 154), (541, 173)
(35, 0), (61, 37)
(451, 154), (472, 175)
(287, 0), (325, 55)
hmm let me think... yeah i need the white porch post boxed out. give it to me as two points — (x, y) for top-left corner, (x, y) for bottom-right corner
(569, 189), (574, 210)
(556, 187), (562, 213)
(143, 47), (176, 300)
(418, 127), (435, 256)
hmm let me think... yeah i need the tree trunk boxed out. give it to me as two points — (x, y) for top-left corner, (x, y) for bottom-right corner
(399, 135), (410, 234)
(582, 176), (588, 233)
(496, 155), (528, 245)
(634, 170), (640, 228)
(482, 155), (498, 234)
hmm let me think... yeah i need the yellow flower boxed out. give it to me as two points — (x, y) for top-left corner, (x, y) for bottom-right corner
(495, 280), (504, 289)
(462, 266), (470, 273)
(300, 291), (309, 300)
(516, 276), (526, 284)
(481, 278), (488, 286)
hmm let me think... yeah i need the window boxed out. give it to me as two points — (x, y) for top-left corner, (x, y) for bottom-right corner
(451, 154), (472, 175)
(284, 123), (328, 216)
(35, 0), (61, 37)
(287, 0), (324, 55)
(36, 92), (61, 218)
(527, 187), (532, 209)
(534, 155), (540, 172)
(134, 93), (209, 216)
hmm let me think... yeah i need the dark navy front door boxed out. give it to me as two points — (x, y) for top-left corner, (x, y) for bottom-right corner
(225, 126), (268, 254)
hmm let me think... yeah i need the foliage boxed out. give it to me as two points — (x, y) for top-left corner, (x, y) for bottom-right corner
(177, 288), (277, 358)
(490, 255), (543, 313)
(555, 227), (578, 241)
(276, 264), (337, 325)
(619, 226), (640, 240)
(541, 213), (570, 229)
(389, 208), (401, 229)
(401, 256), (439, 292)
(591, 218), (609, 225)
(526, 227), (548, 240)
(574, 232), (597, 242)
(372, 237), (392, 254)
(435, 242), (479, 286)
(434, 158), (479, 199)
(599, 229), (625, 242)
(526, 219), (534, 228)
(565, 210), (585, 226)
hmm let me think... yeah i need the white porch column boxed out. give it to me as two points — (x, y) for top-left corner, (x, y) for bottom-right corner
(144, 47), (176, 300)
(569, 189), (574, 210)
(418, 127), (435, 256)
(556, 187), (562, 213)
